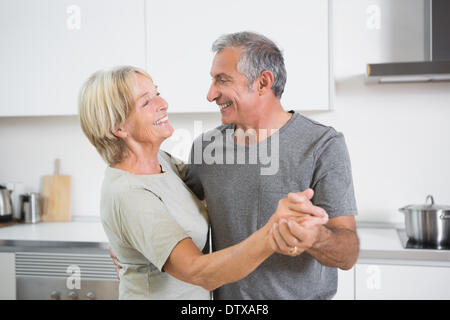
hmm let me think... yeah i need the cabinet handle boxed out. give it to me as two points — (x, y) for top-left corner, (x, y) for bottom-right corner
(68, 291), (79, 300)
(50, 290), (61, 300)
(86, 292), (96, 300)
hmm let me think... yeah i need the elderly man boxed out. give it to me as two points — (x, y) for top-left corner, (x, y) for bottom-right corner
(184, 31), (359, 300)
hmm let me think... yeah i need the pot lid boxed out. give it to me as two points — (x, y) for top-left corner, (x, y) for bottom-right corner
(403, 195), (450, 211)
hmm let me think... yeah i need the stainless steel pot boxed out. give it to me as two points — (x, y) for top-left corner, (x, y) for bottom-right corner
(19, 192), (41, 224)
(399, 195), (450, 246)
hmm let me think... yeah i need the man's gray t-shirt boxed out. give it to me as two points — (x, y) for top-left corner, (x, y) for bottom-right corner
(184, 111), (358, 300)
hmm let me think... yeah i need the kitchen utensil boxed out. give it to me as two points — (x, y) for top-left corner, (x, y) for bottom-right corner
(20, 192), (41, 224)
(41, 159), (72, 222)
(6, 181), (25, 220)
(399, 195), (450, 246)
(0, 184), (13, 222)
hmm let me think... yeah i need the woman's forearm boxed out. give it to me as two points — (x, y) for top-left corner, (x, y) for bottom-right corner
(163, 198), (303, 290)
(188, 224), (273, 291)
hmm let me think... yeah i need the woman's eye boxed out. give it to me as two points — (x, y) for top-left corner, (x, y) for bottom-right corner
(143, 100), (149, 107)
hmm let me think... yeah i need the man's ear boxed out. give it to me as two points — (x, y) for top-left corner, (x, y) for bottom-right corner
(257, 70), (275, 95)
(112, 124), (128, 139)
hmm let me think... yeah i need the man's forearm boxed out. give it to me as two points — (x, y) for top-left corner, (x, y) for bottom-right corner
(307, 225), (359, 270)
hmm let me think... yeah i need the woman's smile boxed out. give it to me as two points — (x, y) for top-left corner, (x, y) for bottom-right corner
(153, 114), (169, 126)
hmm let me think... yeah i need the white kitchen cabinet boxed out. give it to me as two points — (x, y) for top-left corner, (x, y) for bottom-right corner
(334, 267), (355, 300)
(355, 263), (450, 300)
(0, 0), (146, 116)
(0, 253), (16, 300)
(146, 0), (333, 113)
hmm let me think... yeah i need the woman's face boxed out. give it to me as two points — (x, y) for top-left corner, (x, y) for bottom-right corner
(123, 73), (174, 145)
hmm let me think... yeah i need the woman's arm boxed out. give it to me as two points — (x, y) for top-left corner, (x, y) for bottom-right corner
(162, 193), (325, 291)
(163, 223), (272, 291)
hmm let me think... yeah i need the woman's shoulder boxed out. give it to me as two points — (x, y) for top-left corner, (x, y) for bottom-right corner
(158, 150), (187, 179)
(102, 167), (134, 197)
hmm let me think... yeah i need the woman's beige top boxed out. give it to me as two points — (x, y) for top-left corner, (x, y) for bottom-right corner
(100, 151), (210, 300)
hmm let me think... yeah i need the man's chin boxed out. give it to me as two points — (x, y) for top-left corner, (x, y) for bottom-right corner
(220, 114), (233, 125)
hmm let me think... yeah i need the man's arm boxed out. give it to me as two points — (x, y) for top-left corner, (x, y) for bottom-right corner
(270, 131), (360, 269)
(271, 215), (359, 270)
(307, 216), (359, 270)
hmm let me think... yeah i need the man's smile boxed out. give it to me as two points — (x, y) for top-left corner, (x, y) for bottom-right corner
(218, 101), (232, 110)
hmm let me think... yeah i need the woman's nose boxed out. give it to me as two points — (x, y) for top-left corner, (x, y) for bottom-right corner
(158, 97), (168, 111)
(207, 83), (219, 103)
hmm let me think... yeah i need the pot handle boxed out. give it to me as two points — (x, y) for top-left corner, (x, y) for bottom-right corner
(425, 195), (435, 206)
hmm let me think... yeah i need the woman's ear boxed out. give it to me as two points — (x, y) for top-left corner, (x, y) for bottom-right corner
(257, 70), (275, 95)
(112, 124), (128, 139)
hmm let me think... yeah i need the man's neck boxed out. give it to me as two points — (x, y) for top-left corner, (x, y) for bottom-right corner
(234, 103), (292, 144)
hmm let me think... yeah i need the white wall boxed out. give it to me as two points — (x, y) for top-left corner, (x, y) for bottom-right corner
(1, 0), (449, 223)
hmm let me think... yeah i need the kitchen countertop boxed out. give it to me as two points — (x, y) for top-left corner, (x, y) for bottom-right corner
(357, 227), (450, 266)
(0, 221), (449, 265)
(0, 221), (109, 253)
(0, 221), (107, 243)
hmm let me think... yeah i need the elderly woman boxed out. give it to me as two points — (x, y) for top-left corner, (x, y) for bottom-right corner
(78, 66), (309, 300)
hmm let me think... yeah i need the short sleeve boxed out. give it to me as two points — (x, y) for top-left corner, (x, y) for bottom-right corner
(183, 135), (205, 200)
(311, 133), (358, 218)
(118, 188), (190, 271)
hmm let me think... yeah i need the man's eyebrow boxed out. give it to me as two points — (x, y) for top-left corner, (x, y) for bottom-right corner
(212, 73), (232, 79)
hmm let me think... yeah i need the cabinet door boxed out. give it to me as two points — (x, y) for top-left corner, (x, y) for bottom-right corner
(0, 253), (16, 300)
(356, 264), (450, 300)
(333, 267), (355, 300)
(146, 0), (332, 113)
(0, 0), (146, 116)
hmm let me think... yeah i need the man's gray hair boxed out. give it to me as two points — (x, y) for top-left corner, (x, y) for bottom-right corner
(212, 31), (287, 99)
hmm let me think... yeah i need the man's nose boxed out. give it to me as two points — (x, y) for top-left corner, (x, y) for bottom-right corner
(207, 83), (219, 103)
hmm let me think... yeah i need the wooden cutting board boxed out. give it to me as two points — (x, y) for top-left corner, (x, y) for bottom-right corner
(41, 159), (72, 222)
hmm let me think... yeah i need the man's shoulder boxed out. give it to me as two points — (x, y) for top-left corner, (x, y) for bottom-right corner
(290, 112), (339, 138)
(285, 112), (346, 157)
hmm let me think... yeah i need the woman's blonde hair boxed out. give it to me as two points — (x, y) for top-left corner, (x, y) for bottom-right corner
(78, 65), (152, 165)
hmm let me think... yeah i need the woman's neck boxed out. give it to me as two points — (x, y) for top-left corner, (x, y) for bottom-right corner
(113, 142), (162, 175)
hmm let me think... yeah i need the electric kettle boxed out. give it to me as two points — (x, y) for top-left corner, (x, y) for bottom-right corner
(0, 185), (13, 222)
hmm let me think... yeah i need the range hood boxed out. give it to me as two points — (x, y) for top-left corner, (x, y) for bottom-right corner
(366, 0), (450, 83)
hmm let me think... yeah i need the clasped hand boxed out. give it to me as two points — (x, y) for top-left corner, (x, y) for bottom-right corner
(268, 188), (328, 257)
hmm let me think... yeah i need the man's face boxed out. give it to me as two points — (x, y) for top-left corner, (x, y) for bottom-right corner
(207, 47), (260, 126)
